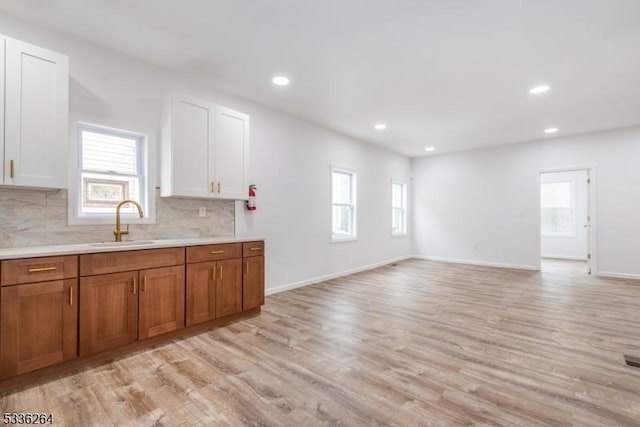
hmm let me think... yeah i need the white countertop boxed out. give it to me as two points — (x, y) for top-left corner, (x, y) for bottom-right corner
(0, 236), (265, 260)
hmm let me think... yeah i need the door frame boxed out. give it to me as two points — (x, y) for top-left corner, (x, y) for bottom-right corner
(537, 166), (597, 274)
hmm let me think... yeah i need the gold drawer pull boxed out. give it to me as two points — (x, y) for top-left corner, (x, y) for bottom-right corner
(10, 159), (15, 179)
(142, 276), (147, 292)
(219, 265), (223, 280)
(210, 250), (225, 254)
(132, 278), (137, 294)
(249, 247), (261, 251)
(69, 286), (73, 306)
(28, 266), (57, 273)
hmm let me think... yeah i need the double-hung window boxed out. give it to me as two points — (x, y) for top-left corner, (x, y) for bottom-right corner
(391, 180), (407, 236)
(69, 122), (154, 224)
(331, 167), (357, 241)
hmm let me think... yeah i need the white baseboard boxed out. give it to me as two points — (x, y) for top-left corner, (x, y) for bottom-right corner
(541, 254), (588, 261)
(412, 255), (539, 271)
(265, 255), (412, 296)
(595, 271), (640, 280)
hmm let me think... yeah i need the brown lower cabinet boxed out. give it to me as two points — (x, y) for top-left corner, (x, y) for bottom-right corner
(79, 248), (186, 356)
(139, 265), (185, 339)
(79, 271), (139, 356)
(242, 241), (265, 311)
(243, 255), (265, 310)
(0, 279), (78, 379)
(0, 241), (264, 385)
(0, 256), (79, 380)
(186, 244), (243, 326)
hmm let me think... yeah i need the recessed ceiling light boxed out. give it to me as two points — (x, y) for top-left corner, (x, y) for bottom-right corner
(530, 85), (550, 94)
(424, 147), (435, 152)
(374, 123), (387, 130)
(544, 127), (559, 134)
(272, 76), (290, 86)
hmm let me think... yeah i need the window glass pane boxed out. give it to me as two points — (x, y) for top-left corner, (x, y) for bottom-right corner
(81, 172), (140, 213)
(392, 183), (403, 207)
(332, 205), (352, 236)
(81, 130), (138, 174)
(541, 181), (574, 235)
(392, 207), (405, 233)
(332, 171), (352, 204)
(541, 182), (571, 208)
(541, 208), (573, 234)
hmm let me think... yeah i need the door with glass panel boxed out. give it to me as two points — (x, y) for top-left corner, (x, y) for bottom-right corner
(540, 169), (592, 274)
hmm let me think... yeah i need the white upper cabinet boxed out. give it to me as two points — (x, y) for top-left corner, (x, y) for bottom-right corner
(161, 94), (250, 200)
(214, 106), (249, 199)
(2, 36), (69, 189)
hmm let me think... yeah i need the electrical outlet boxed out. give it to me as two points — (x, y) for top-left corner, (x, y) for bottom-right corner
(198, 207), (206, 217)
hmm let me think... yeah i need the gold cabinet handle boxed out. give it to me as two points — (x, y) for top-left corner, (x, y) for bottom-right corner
(142, 276), (147, 292)
(210, 250), (224, 254)
(217, 182), (221, 193)
(211, 267), (215, 280)
(210, 181), (215, 193)
(9, 159), (14, 179)
(249, 247), (261, 251)
(69, 286), (73, 306)
(219, 265), (223, 280)
(132, 277), (137, 294)
(28, 266), (57, 273)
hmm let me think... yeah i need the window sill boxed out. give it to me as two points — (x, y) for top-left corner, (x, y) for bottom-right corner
(331, 237), (358, 243)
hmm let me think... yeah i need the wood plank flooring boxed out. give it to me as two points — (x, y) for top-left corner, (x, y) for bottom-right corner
(2, 259), (640, 426)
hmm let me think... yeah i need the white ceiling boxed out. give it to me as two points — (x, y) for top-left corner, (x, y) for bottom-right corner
(1, 0), (639, 157)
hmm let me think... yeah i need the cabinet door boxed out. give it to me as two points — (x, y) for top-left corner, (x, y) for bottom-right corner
(214, 106), (249, 200)
(4, 37), (69, 188)
(243, 256), (265, 311)
(162, 96), (214, 198)
(139, 265), (185, 339)
(186, 261), (216, 326)
(79, 271), (138, 356)
(0, 279), (77, 378)
(216, 258), (242, 317)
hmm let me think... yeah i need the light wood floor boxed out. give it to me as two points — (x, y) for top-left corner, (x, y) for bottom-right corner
(2, 259), (640, 426)
(541, 258), (589, 275)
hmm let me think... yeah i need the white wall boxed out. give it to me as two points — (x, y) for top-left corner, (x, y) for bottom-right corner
(412, 126), (640, 278)
(0, 13), (412, 292)
(540, 170), (588, 260)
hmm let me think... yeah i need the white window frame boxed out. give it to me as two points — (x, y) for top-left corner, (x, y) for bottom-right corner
(68, 118), (156, 225)
(331, 166), (357, 242)
(391, 179), (408, 237)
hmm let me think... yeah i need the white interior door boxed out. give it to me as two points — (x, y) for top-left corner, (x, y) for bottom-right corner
(540, 169), (592, 274)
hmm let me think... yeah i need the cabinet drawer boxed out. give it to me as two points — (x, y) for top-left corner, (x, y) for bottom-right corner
(186, 243), (242, 263)
(1, 256), (78, 286)
(80, 247), (185, 276)
(242, 241), (264, 257)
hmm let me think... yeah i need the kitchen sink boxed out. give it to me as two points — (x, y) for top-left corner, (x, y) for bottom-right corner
(89, 240), (156, 248)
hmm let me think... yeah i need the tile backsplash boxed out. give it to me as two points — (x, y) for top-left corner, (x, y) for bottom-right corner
(0, 188), (235, 248)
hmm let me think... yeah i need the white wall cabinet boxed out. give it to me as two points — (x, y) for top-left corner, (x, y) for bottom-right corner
(161, 94), (249, 200)
(1, 35), (69, 189)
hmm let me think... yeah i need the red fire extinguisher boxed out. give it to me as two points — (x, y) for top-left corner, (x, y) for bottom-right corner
(246, 185), (257, 210)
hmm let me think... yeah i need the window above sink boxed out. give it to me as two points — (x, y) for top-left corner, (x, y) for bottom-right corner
(67, 118), (156, 226)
